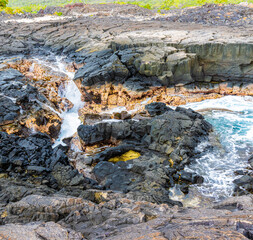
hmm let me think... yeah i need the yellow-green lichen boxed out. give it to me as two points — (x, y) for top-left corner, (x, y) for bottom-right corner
(108, 150), (141, 163)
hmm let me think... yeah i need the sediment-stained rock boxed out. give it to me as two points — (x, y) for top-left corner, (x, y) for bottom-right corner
(73, 45), (253, 119)
(0, 68), (62, 139)
(1, 4), (253, 239)
(1, 9), (253, 121)
(8, 59), (74, 113)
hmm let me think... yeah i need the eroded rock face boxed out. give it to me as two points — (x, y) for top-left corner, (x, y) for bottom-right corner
(1, 6), (253, 239)
(74, 46), (253, 119)
(0, 68), (61, 139)
(77, 106), (212, 205)
(8, 59), (74, 113)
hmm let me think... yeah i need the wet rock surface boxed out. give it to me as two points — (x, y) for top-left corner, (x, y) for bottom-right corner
(0, 4), (253, 117)
(8, 58), (74, 113)
(0, 67), (62, 139)
(77, 106), (212, 205)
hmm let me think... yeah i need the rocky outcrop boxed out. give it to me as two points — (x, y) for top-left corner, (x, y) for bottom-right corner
(77, 106), (212, 205)
(8, 59), (74, 113)
(0, 132), (85, 190)
(1, 4), (253, 239)
(0, 68), (62, 139)
(233, 155), (253, 196)
(1, 8), (253, 90)
(73, 44), (253, 118)
(2, 193), (253, 239)
(1, 7), (253, 120)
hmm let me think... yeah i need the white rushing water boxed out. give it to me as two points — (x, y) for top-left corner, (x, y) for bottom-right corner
(31, 56), (84, 147)
(53, 57), (84, 147)
(182, 96), (253, 200)
(54, 79), (84, 147)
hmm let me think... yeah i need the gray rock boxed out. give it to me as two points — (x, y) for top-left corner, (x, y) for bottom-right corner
(77, 107), (212, 205)
(0, 68), (24, 81)
(0, 222), (83, 240)
(145, 102), (172, 117)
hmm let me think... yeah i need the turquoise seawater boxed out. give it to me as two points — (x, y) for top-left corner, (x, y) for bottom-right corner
(183, 96), (253, 200)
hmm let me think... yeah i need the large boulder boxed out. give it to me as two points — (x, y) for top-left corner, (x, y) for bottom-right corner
(74, 46), (204, 89)
(77, 106), (212, 205)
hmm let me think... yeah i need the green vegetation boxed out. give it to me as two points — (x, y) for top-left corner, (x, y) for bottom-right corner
(2, 0), (253, 14)
(115, 0), (253, 10)
(0, 0), (8, 8)
(8, 0), (83, 8)
(4, 0), (84, 13)
(54, 11), (63, 16)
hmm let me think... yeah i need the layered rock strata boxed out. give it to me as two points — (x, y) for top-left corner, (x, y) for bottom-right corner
(1, 192), (253, 239)
(1, 4), (253, 239)
(1, 10), (253, 120)
(74, 45), (253, 119)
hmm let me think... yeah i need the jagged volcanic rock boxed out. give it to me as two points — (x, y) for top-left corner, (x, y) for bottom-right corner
(0, 132), (85, 190)
(77, 105), (212, 205)
(0, 68), (62, 139)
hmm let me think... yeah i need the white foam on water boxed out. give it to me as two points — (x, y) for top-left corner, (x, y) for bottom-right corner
(51, 58), (84, 147)
(184, 95), (253, 112)
(55, 79), (84, 146)
(31, 55), (84, 147)
(102, 106), (127, 114)
(182, 96), (253, 200)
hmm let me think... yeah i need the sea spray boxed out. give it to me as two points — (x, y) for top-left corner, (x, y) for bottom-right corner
(183, 96), (253, 200)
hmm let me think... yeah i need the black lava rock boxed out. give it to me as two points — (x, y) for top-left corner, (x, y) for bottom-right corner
(145, 102), (172, 117)
(0, 131), (85, 190)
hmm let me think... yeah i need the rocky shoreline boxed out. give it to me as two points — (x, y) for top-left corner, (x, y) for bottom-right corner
(0, 3), (253, 239)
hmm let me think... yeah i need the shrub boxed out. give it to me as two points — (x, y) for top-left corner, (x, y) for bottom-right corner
(4, 6), (13, 14)
(161, 0), (175, 10)
(54, 11), (63, 16)
(0, 0), (8, 8)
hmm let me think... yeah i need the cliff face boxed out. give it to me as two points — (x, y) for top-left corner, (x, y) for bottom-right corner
(73, 40), (253, 119)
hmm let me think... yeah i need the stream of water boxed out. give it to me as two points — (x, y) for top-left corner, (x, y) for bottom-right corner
(31, 56), (84, 147)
